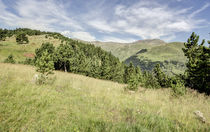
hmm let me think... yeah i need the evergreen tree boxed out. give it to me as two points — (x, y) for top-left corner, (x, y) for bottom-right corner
(0, 29), (6, 41)
(35, 43), (55, 62)
(153, 64), (169, 87)
(55, 44), (74, 72)
(135, 66), (143, 84)
(35, 50), (54, 84)
(124, 62), (136, 83)
(16, 32), (29, 44)
(4, 54), (16, 64)
(124, 62), (139, 90)
(182, 32), (210, 94)
(142, 71), (160, 89)
(101, 55), (111, 79)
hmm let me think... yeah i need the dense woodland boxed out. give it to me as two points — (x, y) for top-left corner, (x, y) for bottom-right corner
(0, 28), (209, 95)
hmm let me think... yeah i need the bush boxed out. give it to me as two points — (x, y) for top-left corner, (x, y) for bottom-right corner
(141, 71), (160, 89)
(153, 64), (170, 88)
(16, 33), (29, 44)
(19, 58), (34, 65)
(125, 74), (139, 91)
(171, 79), (186, 96)
(4, 54), (16, 64)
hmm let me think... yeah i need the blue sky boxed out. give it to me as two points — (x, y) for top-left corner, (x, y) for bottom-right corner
(0, 0), (210, 43)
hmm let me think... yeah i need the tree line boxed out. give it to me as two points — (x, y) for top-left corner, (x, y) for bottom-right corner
(1, 28), (209, 95)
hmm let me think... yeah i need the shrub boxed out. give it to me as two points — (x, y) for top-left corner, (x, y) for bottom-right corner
(16, 32), (29, 44)
(35, 50), (54, 85)
(19, 58), (34, 65)
(171, 79), (186, 96)
(141, 71), (160, 89)
(125, 74), (139, 91)
(153, 64), (170, 87)
(4, 54), (16, 64)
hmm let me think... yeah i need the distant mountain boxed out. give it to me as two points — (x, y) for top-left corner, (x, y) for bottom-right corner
(90, 39), (186, 75)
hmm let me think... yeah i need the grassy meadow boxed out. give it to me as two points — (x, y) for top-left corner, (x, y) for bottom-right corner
(0, 63), (209, 131)
(0, 35), (61, 62)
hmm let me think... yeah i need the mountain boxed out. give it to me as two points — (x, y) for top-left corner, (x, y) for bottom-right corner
(90, 39), (186, 75)
(0, 28), (186, 75)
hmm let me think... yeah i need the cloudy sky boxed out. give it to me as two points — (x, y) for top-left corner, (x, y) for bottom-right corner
(0, 0), (210, 43)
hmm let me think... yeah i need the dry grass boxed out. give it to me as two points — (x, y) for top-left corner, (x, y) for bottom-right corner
(0, 35), (61, 62)
(0, 63), (209, 131)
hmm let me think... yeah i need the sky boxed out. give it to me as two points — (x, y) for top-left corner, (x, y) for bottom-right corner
(0, 0), (210, 43)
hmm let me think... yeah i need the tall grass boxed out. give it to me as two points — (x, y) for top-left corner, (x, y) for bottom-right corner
(0, 63), (209, 131)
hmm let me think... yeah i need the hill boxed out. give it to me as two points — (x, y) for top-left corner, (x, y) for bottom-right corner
(0, 28), (186, 75)
(91, 40), (186, 75)
(0, 35), (61, 62)
(0, 63), (210, 131)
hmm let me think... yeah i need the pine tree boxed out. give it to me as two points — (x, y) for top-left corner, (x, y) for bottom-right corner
(135, 66), (143, 84)
(153, 64), (169, 87)
(35, 43), (55, 64)
(142, 71), (160, 89)
(124, 62), (136, 83)
(124, 62), (139, 91)
(182, 32), (210, 94)
(4, 54), (16, 64)
(35, 50), (54, 84)
(0, 29), (6, 41)
(101, 55), (111, 79)
(55, 44), (74, 72)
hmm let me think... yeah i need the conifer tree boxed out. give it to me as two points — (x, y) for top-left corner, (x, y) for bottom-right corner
(55, 44), (74, 72)
(0, 29), (6, 41)
(101, 55), (111, 79)
(124, 62), (139, 90)
(183, 32), (210, 94)
(35, 50), (54, 84)
(153, 64), (169, 87)
(136, 66), (143, 84)
(16, 32), (29, 44)
(35, 43), (55, 63)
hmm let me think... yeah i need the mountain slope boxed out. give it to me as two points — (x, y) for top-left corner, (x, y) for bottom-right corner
(0, 63), (209, 131)
(91, 40), (186, 74)
(91, 39), (166, 61)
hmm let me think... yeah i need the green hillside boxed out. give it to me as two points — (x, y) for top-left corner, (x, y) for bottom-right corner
(92, 40), (187, 75)
(1, 63), (210, 131)
(0, 35), (61, 62)
(92, 39), (166, 61)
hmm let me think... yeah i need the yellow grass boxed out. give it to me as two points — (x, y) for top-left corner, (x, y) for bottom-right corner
(0, 63), (209, 131)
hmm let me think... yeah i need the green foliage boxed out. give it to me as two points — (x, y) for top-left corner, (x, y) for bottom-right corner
(0, 29), (7, 41)
(142, 71), (160, 89)
(153, 64), (169, 87)
(19, 58), (35, 65)
(55, 43), (74, 72)
(183, 32), (210, 95)
(126, 74), (139, 91)
(4, 54), (16, 64)
(35, 50), (54, 84)
(35, 42), (55, 62)
(16, 32), (29, 44)
(171, 79), (186, 96)
(136, 66), (143, 83)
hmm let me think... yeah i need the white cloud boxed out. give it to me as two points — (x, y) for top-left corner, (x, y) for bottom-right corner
(0, 0), (209, 42)
(100, 36), (136, 43)
(86, 1), (209, 41)
(88, 20), (117, 33)
(61, 31), (96, 41)
(0, 0), (82, 31)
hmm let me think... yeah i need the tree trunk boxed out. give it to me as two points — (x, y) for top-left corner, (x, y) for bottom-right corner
(64, 63), (67, 72)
